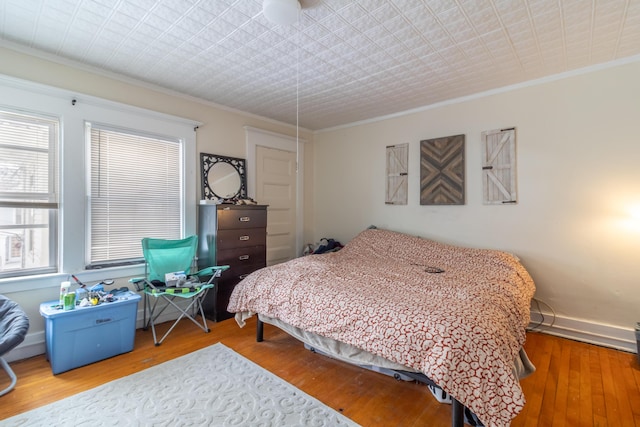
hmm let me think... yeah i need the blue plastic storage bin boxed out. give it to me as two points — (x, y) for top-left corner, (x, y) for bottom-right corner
(39, 292), (141, 374)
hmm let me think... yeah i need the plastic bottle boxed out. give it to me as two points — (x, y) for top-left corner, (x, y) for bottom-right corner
(59, 281), (70, 306)
(63, 292), (76, 310)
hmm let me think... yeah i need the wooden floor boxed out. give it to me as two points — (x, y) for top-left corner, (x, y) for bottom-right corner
(1, 316), (639, 426)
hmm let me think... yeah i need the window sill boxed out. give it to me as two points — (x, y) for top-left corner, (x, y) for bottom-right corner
(0, 264), (145, 294)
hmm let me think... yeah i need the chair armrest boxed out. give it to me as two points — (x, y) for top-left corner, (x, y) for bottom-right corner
(129, 277), (154, 292)
(195, 265), (230, 278)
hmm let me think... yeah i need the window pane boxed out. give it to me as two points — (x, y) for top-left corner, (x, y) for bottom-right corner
(0, 111), (58, 202)
(0, 207), (56, 274)
(89, 125), (182, 267)
(0, 110), (58, 278)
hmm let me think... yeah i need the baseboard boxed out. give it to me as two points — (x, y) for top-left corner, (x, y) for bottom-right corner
(4, 331), (46, 363)
(529, 312), (637, 353)
(6, 309), (636, 363)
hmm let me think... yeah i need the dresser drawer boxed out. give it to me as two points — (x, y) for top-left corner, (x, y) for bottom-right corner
(218, 208), (267, 230)
(218, 261), (266, 284)
(217, 245), (266, 266)
(216, 228), (266, 248)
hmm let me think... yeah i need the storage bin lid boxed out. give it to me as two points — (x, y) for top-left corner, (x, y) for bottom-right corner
(40, 292), (140, 318)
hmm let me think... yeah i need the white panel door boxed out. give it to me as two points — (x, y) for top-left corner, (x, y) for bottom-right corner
(256, 145), (297, 266)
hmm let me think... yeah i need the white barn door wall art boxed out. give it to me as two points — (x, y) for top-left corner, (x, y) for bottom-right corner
(385, 143), (408, 205)
(481, 127), (517, 205)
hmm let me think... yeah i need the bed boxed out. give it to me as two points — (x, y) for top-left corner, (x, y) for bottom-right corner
(227, 228), (536, 427)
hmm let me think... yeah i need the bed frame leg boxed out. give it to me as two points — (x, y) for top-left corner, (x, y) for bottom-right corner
(452, 398), (464, 427)
(256, 318), (264, 342)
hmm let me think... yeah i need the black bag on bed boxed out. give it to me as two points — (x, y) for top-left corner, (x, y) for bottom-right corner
(313, 238), (343, 254)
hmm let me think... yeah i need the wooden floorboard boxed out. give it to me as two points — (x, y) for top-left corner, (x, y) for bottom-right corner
(520, 332), (553, 427)
(622, 351), (640, 421)
(590, 345), (609, 426)
(0, 317), (638, 426)
(565, 341), (581, 426)
(578, 342), (594, 427)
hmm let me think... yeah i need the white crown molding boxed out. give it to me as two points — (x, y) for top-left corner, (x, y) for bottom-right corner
(3, 39), (639, 136)
(0, 40), (309, 133)
(316, 54), (640, 133)
(0, 72), (201, 128)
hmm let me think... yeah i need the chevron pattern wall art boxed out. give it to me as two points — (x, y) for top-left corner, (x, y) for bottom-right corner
(420, 134), (465, 205)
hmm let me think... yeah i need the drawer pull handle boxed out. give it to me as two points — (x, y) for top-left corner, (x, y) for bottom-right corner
(239, 216), (251, 222)
(239, 235), (250, 241)
(239, 255), (250, 260)
(239, 274), (249, 280)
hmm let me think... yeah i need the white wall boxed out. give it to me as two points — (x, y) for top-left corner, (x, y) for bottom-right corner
(313, 60), (640, 351)
(2, 44), (638, 359)
(0, 46), (315, 361)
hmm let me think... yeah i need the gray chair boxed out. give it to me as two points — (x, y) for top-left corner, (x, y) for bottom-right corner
(0, 295), (29, 396)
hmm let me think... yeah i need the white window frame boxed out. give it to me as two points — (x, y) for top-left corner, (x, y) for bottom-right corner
(0, 108), (60, 278)
(0, 75), (199, 293)
(85, 122), (184, 268)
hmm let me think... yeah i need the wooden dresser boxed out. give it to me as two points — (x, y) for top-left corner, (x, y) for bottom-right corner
(197, 204), (267, 321)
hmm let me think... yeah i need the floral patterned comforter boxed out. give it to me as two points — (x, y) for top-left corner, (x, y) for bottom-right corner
(227, 228), (536, 427)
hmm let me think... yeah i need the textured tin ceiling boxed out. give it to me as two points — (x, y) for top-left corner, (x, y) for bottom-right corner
(1, 0), (639, 130)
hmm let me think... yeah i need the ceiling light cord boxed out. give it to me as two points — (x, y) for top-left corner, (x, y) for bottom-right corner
(262, 0), (300, 172)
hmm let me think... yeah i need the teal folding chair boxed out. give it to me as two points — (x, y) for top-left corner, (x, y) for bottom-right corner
(130, 236), (228, 346)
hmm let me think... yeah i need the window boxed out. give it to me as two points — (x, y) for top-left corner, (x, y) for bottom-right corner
(0, 109), (59, 278)
(0, 76), (198, 292)
(87, 123), (183, 268)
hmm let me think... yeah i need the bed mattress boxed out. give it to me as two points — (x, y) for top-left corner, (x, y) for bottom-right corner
(229, 228), (536, 427)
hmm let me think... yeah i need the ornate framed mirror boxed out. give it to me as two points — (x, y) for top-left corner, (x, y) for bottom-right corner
(200, 153), (247, 203)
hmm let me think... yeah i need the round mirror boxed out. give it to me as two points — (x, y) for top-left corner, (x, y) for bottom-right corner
(208, 162), (241, 199)
(201, 153), (247, 202)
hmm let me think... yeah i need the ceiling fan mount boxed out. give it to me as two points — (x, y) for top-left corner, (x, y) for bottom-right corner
(262, 0), (301, 26)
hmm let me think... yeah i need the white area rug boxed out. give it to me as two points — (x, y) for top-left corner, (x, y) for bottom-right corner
(2, 343), (359, 426)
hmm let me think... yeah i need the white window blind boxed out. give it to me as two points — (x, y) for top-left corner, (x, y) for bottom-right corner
(0, 109), (59, 278)
(88, 123), (183, 267)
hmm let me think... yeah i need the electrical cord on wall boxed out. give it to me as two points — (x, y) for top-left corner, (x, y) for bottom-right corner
(527, 298), (556, 332)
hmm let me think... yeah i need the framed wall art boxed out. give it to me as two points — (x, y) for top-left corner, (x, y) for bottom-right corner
(420, 134), (465, 205)
(481, 127), (517, 205)
(385, 143), (408, 205)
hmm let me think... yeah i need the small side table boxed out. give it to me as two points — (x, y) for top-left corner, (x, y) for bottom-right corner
(39, 291), (141, 374)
